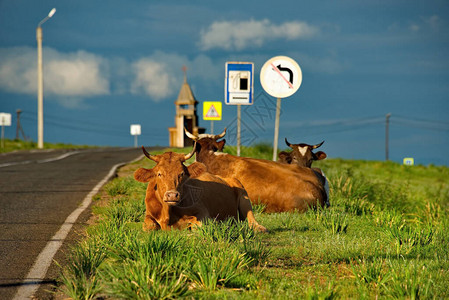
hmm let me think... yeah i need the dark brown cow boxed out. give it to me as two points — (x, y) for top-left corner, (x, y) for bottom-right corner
(278, 138), (327, 167)
(134, 147), (266, 232)
(185, 129), (327, 213)
(278, 138), (330, 207)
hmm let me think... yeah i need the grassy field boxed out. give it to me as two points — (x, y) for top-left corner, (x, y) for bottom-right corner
(56, 145), (449, 299)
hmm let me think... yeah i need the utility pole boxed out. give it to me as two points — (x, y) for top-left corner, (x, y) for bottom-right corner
(16, 109), (27, 140)
(385, 113), (391, 161)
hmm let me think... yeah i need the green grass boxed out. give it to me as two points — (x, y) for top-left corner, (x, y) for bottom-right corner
(56, 144), (449, 299)
(0, 138), (93, 153)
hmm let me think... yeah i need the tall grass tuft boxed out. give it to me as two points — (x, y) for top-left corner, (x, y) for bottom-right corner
(387, 223), (434, 256)
(387, 259), (434, 299)
(188, 244), (252, 290)
(102, 197), (144, 225)
(351, 257), (391, 295)
(57, 239), (106, 300)
(195, 218), (256, 243)
(321, 211), (349, 234)
(101, 259), (189, 299)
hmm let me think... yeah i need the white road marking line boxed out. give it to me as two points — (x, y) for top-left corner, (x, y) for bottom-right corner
(0, 151), (80, 168)
(12, 155), (140, 300)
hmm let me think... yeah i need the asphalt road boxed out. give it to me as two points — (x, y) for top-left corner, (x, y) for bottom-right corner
(0, 147), (143, 299)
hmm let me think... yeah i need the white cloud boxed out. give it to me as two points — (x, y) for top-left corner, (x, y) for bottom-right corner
(423, 15), (441, 30)
(130, 51), (222, 100)
(131, 58), (175, 101)
(199, 19), (318, 51)
(408, 15), (442, 33)
(44, 49), (109, 96)
(0, 47), (110, 99)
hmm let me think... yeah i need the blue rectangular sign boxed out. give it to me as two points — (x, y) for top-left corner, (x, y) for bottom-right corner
(225, 62), (254, 105)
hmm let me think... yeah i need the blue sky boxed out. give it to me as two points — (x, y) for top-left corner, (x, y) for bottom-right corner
(1, 0), (448, 165)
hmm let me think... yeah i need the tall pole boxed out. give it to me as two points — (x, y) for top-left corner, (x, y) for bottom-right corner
(36, 8), (56, 149)
(385, 113), (391, 161)
(37, 26), (44, 149)
(16, 109), (22, 140)
(272, 98), (281, 161)
(237, 105), (241, 156)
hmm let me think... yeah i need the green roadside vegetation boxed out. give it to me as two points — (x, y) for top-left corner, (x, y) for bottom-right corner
(56, 144), (449, 299)
(0, 138), (93, 153)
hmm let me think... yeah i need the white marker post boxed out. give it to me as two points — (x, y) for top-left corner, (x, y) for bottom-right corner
(0, 113), (12, 149)
(130, 124), (141, 148)
(225, 62), (254, 156)
(260, 56), (302, 161)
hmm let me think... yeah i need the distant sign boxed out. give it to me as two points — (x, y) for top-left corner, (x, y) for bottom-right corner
(225, 62), (254, 105)
(0, 113), (11, 126)
(130, 124), (141, 136)
(403, 157), (414, 166)
(203, 102), (222, 121)
(260, 56), (302, 98)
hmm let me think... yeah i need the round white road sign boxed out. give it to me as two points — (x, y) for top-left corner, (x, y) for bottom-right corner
(260, 56), (302, 98)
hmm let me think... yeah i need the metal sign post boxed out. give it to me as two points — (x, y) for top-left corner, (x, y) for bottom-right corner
(130, 124), (141, 148)
(237, 105), (241, 156)
(272, 98), (281, 161)
(260, 56), (302, 161)
(0, 113), (12, 149)
(225, 62), (254, 156)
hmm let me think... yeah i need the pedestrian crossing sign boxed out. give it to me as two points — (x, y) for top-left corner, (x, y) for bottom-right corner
(203, 102), (222, 121)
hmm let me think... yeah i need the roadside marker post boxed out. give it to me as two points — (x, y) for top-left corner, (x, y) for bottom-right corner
(260, 56), (302, 161)
(225, 62), (254, 156)
(0, 113), (12, 149)
(130, 124), (141, 148)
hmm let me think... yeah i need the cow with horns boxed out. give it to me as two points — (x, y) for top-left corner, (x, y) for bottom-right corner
(278, 139), (327, 168)
(278, 138), (330, 207)
(185, 128), (328, 213)
(134, 146), (267, 232)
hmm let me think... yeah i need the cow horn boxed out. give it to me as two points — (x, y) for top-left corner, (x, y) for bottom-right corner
(185, 127), (226, 140)
(141, 146), (160, 162)
(214, 127), (227, 139)
(285, 138), (293, 148)
(184, 128), (198, 141)
(312, 141), (325, 149)
(184, 142), (196, 161)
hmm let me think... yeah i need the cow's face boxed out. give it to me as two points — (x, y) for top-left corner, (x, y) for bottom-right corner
(279, 139), (326, 168)
(185, 128), (226, 155)
(134, 148), (199, 206)
(154, 154), (189, 205)
(194, 137), (226, 154)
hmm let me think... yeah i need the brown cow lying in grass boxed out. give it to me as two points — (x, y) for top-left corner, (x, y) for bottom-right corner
(278, 138), (330, 207)
(134, 146), (266, 232)
(185, 129), (328, 213)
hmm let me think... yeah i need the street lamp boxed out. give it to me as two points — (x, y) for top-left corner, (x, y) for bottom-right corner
(36, 8), (56, 149)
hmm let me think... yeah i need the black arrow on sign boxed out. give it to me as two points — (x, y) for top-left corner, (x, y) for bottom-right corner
(277, 64), (293, 84)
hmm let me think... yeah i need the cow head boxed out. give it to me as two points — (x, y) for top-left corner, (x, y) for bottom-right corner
(134, 146), (206, 206)
(184, 128), (227, 155)
(278, 138), (327, 167)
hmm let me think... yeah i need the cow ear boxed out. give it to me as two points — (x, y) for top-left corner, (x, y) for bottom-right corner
(314, 151), (327, 161)
(278, 151), (292, 164)
(134, 168), (155, 182)
(216, 139), (226, 151)
(187, 162), (207, 177)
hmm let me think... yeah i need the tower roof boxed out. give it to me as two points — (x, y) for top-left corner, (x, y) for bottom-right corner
(175, 68), (198, 105)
